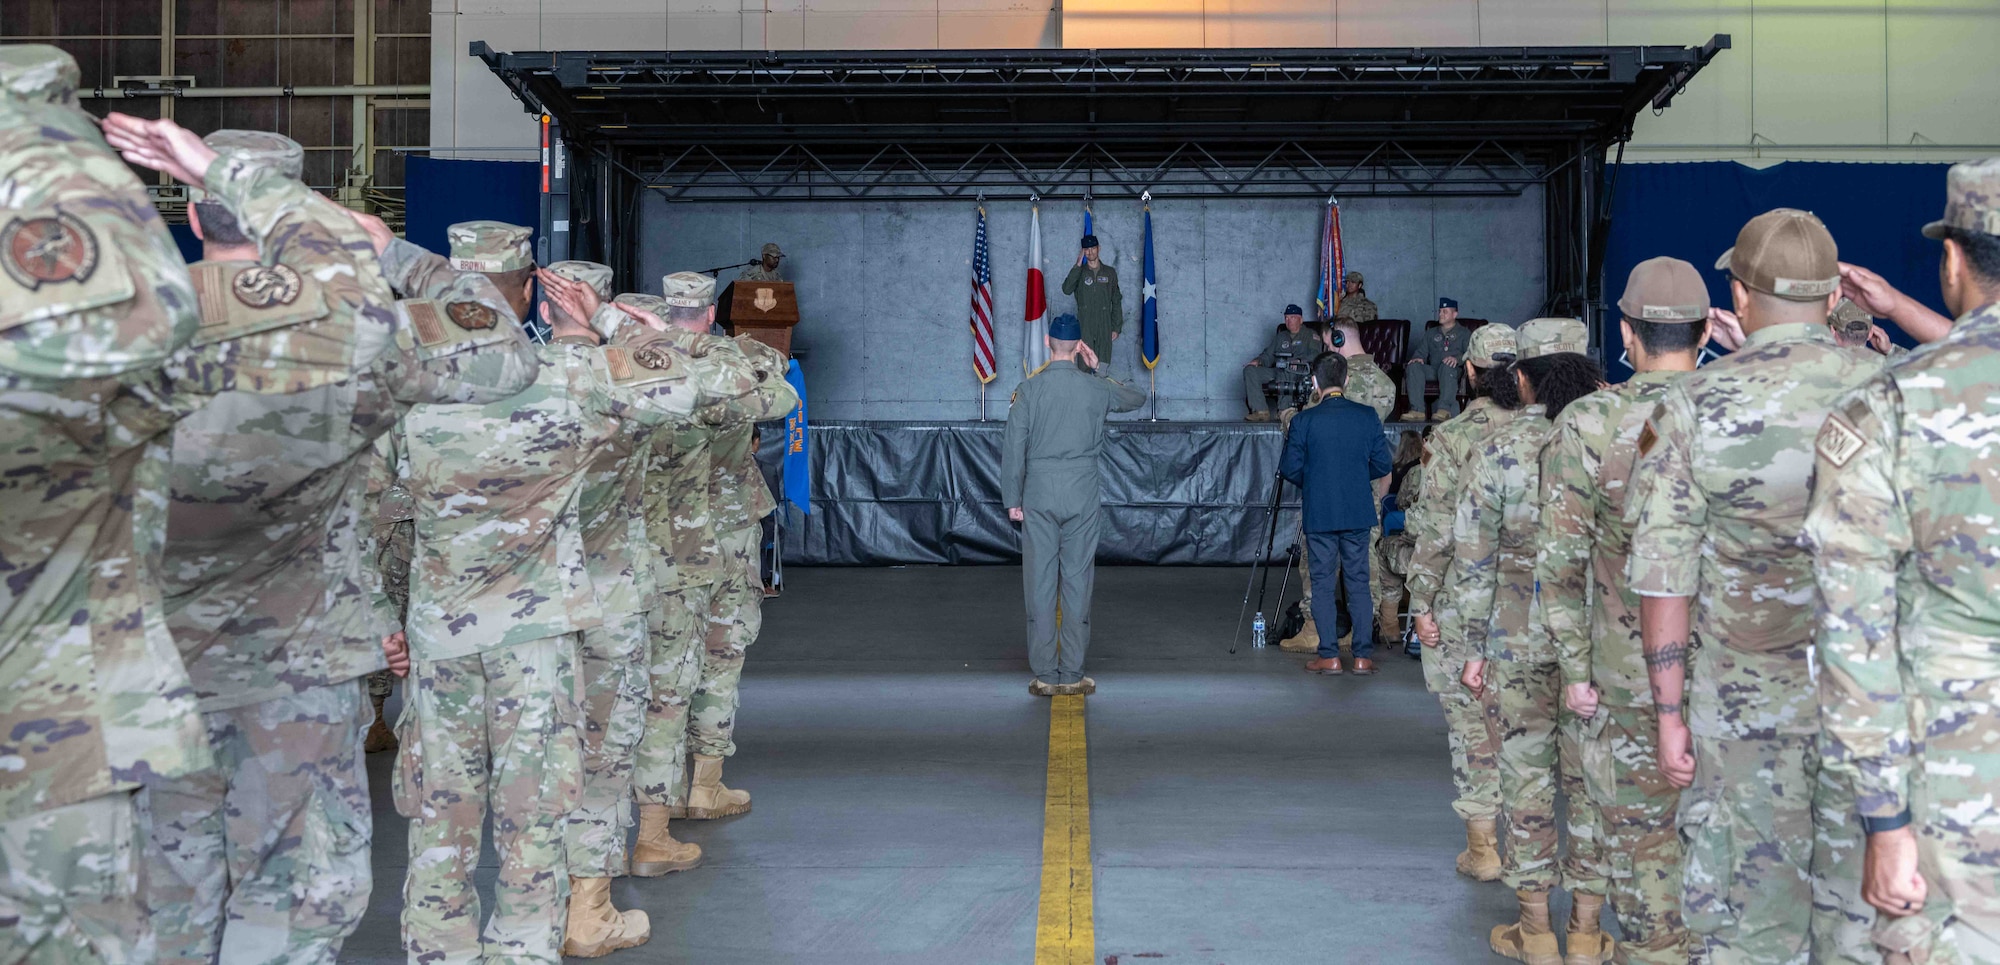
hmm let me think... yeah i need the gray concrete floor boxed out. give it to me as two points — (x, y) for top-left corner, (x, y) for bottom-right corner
(339, 565), (1528, 964)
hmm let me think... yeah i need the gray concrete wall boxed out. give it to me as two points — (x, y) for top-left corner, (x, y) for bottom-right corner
(638, 191), (1545, 421)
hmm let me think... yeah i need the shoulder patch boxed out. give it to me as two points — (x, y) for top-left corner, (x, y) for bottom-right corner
(1815, 413), (1867, 469)
(2, 209), (99, 289)
(404, 299), (448, 347)
(229, 263), (302, 309)
(1636, 421), (1658, 457)
(446, 299), (498, 331)
(604, 345), (638, 383)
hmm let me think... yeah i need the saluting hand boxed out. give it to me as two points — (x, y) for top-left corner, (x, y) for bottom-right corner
(1705, 307), (1745, 352)
(1076, 340), (1100, 371)
(101, 113), (218, 188)
(346, 210), (396, 256)
(537, 268), (601, 330)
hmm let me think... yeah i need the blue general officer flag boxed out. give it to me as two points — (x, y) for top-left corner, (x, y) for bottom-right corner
(782, 359), (810, 515)
(1140, 200), (1159, 369)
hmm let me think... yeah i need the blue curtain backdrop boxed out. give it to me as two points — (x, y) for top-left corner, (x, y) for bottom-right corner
(404, 155), (539, 257)
(1601, 160), (1952, 380)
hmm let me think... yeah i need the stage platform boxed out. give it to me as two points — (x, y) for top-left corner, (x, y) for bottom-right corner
(767, 419), (1418, 567)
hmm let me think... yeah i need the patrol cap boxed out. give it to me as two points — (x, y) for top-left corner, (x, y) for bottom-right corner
(1518, 317), (1589, 359)
(1439, 297), (1458, 310)
(1616, 256), (1709, 323)
(1049, 313), (1082, 341)
(547, 260), (613, 298)
(1715, 208), (1839, 301)
(1345, 270), (1363, 285)
(1467, 323), (1517, 367)
(760, 242), (784, 257)
(1080, 234), (1100, 249)
(1283, 304), (1303, 317)
(202, 129), (304, 180)
(660, 271), (717, 308)
(1830, 297), (1874, 339)
(447, 220), (534, 273)
(613, 292), (669, 316)
(1922, 157), (2000, 240)
(0, 45), (79, 106)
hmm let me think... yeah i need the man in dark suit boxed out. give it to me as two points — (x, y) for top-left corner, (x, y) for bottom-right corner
(1281, 353), (1394, 675)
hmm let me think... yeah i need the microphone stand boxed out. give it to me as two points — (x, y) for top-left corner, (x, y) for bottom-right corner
(700, 260), (757, 276)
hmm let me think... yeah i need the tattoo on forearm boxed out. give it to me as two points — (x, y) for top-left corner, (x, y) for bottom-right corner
(1644, 643), (1687, 670)
(1654, 703), (1682, 717)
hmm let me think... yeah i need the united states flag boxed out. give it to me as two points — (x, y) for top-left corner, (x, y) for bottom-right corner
(970, 204), (996, 383)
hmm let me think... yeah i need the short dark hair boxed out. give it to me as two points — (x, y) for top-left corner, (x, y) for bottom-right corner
(1311, 351), (1347, 391)
(1626, 318), (1705, 356)
(667, 304), (709, 326)
(192, 199), (250, 246)
(1517, 352), (1604, 419)
(1942, 227), (2000, 286)
(1475, 363), (1522, 410)
(1302, 320), (1330, 345)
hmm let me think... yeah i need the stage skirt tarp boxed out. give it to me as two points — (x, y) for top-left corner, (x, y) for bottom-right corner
(770, 420), (1304, 566)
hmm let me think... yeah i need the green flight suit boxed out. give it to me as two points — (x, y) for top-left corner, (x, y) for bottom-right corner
(1001, 359), (1147, 684)
(1060, 261), (1123, 366)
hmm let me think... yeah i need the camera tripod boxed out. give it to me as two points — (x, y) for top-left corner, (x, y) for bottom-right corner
(1231, 415), (1302, 655)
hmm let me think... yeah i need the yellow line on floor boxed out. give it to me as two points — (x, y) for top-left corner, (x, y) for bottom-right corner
(1034, 693), (1094, 965)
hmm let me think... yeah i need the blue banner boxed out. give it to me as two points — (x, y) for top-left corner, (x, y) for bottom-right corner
(1140, 205), (1159, 369)
(782, 359), (810, 515)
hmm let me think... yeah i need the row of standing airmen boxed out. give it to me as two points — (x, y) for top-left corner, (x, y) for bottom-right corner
(1399, 172), (2000, 965)
(0, 45), (798, 964)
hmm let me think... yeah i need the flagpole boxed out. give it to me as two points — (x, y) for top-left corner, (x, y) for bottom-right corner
(979, 381), (987, 422)
(1149, 366), (1158, 422)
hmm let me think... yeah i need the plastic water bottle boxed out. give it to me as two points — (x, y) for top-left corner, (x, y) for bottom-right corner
(1252, 611), (1268, 649)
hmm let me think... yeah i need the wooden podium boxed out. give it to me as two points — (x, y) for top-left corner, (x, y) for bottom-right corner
(715, 280), (799, 357)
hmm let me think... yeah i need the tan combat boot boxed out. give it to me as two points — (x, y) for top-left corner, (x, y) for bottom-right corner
(685, 753), (752, 819)
(1564, 891), (1616, 965)
(560, 876), (650, 958)
(1456, 817), (1502, 882)
(629, 804), (702, 876)
(1375, 597), (1401, 644)
(363, 691), (397, 754)
(1490, 889), (1562, 965)
(1278, 614), (1319, 652)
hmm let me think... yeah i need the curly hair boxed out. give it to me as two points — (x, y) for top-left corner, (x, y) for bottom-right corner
(1516, 352), (1604, 420)
(1475, 363), (1523, 410)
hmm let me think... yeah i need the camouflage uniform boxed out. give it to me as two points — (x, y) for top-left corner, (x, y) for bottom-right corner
(1540, 372), (1692, 964)
(381, 228), (759, 964)
(136, 131), (540, 965)
(0, 46), (210, 964)
(1333, 272), (1378, 325)
(1405, 325), (1521, 830)
(1804, 163), (2000, 965)
(634, 321), (795, 812)
(1628, 309), (1882, 965)
(1450, 319), (1606, 908)
(737, 243), (785, 282)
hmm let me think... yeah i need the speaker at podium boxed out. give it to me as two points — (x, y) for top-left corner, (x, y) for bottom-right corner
(716, 280), (800, 357)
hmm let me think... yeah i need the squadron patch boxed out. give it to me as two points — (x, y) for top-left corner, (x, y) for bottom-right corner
(445, 300), (498, 331)
(2, 210), (99, 290)
(1816, 413), (1867, 469)
(229, 264), (302, 309)
(633, 344), (677, 371)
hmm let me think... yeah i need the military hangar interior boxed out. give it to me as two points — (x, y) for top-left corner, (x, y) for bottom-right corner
(11, 1), (1999, 963)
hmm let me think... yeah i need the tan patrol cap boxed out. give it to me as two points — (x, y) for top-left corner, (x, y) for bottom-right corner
(1344, 270), (1363, 285)
(1467, 324), (1518, 367)
(547, 260), (613, 298)
(613, 292), (669, 316)
(203, 130), (305, 180)
(1616, 256), (1708, 323)
(447, 220), (534, 273)
(1518, 317), (1589, 359)
(1714, 208), (1840, 301)
(1922, 157), (2000, 240)
(0, 45), (79, 106)
(660, 271), (717, 308)
(761, 242), (784, 258)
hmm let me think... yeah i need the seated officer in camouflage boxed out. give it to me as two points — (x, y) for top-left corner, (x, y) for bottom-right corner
(0, 47), (216, 964)
(1806, 157), (2000, 965)
(373, 225), (764, 965)
(1630, 208), (1881, 965)
(1333, 270), (1378, 325)
(1003, 314), (1148, 695)
(1451, 319), (1610, 965)
(1403, 297), (1472, 421)
(625, 274), (795, 863)
(1538, 258), (1708, 965)
(1406, 322), (1522, 884)
(1241, 303), (1321, 422)
(101, 117), (537, 964)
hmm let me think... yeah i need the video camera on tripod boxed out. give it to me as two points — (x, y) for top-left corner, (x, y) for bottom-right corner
(1265, 348), (1316, 411)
